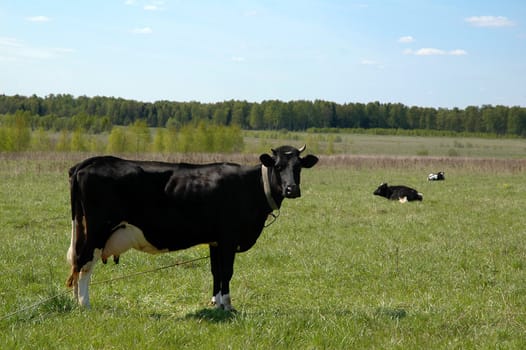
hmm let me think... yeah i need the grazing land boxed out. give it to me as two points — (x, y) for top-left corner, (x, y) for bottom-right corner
(1, 137), (525, 349)
(244, 131), (526, 158)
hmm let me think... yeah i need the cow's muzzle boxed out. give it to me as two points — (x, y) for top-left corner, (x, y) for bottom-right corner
(284, 185), (301, 198)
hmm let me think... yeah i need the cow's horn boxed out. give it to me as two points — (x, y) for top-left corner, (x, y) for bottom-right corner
(298, 144), (306, 153)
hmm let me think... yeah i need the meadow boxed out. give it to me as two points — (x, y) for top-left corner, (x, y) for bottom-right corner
(245, 131), (526, 158)
(1, 135), (525, 349)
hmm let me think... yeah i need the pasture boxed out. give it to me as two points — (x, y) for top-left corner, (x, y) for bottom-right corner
(1, 149), (526, 349)
(244, 131), (526, 158)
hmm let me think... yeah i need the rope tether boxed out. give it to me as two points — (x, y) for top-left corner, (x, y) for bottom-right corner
(0, 255), (209, 321)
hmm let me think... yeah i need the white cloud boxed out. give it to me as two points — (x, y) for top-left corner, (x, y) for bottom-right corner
(0, 37), (21, 47)
(449, 49), (468, 56)
(354, 3), (369, 9)
(231, 56), (245, 62)
(415, 48), (445, 56)
(0, 37), (73, 61)
(26, 16), (51, 22)
(398, 36), (414, 44)
(126, 0), (164, 10)
(131, 27), (153, 34)
(359, 59), (384, 69)
(360, 59), (377, 65)
(404, 48), (467, 56)
(465, 16), (515, 27)
(144, 1), (164, 11)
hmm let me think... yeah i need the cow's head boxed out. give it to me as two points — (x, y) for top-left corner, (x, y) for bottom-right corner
(373, 183), (390, 198)
(260, 145), (318, 199)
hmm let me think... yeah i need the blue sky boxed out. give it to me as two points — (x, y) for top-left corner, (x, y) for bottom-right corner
(1, 0), (525, 108)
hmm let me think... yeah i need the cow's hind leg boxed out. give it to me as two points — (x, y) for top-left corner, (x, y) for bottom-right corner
(67, 218), (84, 304)
(66, 268), (79, 303)
(77, 248), (101, 308)
(66, 220), (79, 302)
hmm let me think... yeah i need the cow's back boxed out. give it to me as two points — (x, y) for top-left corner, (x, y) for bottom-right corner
(71, 157), (267, 251)
(390, 185), (423, 201)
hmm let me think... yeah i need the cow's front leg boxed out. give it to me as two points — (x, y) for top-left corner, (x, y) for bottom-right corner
(209, 244), (236, 311)
(209, 245), (221, 306)
(219, 248), (235, 311)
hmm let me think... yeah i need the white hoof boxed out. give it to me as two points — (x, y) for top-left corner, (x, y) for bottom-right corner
(211, 293), (234, 311)
(221, 294), (233, 311)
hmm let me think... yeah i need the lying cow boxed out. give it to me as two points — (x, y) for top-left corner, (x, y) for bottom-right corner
(66, 145), (318, 310)
(373, 183), (423, 202)
(428, 171), (445, 181)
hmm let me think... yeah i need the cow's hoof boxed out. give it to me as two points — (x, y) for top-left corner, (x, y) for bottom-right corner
(210, 298), (236, 313)
(223, 305), (237, 313)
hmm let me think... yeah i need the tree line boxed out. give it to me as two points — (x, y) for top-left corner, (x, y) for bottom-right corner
(1, 94), (526, 136)
(0, 114), (244, 153)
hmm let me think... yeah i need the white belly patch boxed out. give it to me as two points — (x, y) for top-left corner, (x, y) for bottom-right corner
(102, 222), (168, 260)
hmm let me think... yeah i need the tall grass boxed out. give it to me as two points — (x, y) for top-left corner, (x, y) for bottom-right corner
(1, 153), (525, 349)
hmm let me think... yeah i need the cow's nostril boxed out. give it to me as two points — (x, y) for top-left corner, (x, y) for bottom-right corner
(285, 185), (300, 198)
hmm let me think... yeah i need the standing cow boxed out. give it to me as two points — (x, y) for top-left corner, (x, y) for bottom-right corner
(66, 145), (318, 310)
(373, 183), (423, 202)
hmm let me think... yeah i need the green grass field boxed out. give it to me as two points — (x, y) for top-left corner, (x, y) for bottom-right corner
(1, 138), (525, 349)
(244, 131), (526, 158)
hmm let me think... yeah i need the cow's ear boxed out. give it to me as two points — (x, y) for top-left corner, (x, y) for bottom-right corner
(260, 154), (275, 167)
(301, 155), (318, 168)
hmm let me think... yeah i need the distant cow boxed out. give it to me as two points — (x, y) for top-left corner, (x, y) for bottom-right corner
(428, 171), (445, 181)
(373, 183), (423, 202)
(66, 145), (318, 310)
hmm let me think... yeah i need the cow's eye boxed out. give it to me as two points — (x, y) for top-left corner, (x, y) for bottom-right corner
(274, 164), (283, 171)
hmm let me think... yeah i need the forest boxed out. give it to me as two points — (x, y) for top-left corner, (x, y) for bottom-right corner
(1, 94), (526, 136)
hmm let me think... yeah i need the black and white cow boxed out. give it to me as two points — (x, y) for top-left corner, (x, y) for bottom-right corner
(373, 183), (423, 202)
(66, 145), (318, 310)
(428, 171), (445, 181)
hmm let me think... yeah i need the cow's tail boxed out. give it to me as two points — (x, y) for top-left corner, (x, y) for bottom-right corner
(66, 166), (82, 289)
